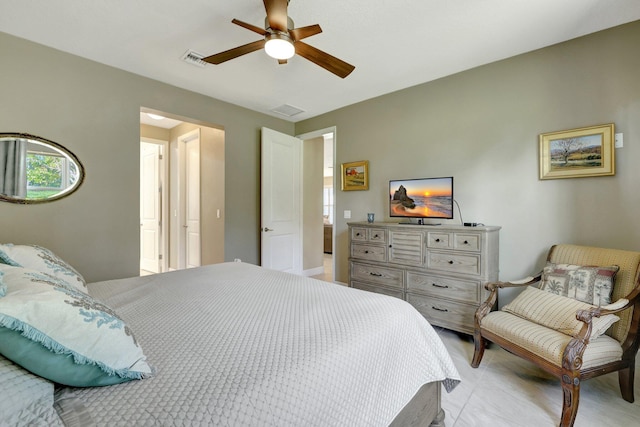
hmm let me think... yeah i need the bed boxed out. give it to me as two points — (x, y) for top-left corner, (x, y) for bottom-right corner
(0, 245), (460, 427)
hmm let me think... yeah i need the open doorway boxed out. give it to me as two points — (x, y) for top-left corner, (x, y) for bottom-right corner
(140, 109), (225, 274)
(297, 127), (336, 283)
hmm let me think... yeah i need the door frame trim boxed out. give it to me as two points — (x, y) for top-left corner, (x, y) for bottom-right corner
(296, 126), (337, 282)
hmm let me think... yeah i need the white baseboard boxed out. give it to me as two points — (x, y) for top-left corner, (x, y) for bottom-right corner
(302, 266), (324, 277)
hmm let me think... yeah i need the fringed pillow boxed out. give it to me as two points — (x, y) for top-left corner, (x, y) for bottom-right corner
(0, 264), (152, 387)
(0, 244), (86, 292)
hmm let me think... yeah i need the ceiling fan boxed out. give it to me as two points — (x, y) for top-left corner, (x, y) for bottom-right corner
(203, 0), (355, 78)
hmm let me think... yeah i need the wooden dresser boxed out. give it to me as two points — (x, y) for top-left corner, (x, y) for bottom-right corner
(348, 222), (500, 334)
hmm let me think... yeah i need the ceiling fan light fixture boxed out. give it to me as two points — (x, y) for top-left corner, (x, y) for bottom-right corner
(264, 33), (295, 60)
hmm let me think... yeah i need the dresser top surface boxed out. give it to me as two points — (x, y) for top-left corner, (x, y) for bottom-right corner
(348, 222), (501, 232)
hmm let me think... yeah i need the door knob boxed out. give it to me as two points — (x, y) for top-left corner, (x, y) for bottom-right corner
(262, 227), (273, 232)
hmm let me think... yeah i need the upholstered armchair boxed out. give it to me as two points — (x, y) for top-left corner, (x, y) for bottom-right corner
(472, 244), (640, 427)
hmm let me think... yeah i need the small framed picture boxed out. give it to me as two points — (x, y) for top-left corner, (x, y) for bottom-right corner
(341, 160), (369, 191)
(539, 123), (615, 180)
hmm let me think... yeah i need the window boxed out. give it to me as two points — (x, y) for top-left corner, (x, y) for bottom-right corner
(26, 151), (79, 200)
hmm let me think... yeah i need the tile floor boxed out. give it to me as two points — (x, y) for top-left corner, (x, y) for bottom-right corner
(435, 327), (640, 426)
(311, 253), (334, 282)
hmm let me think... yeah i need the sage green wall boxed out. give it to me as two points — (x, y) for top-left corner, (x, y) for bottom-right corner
(296, 21), (640, 303)
(302, 136), (324, 272)
(0, 31), (293, 282)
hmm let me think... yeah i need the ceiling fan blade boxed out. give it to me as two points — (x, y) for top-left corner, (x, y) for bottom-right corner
(263, 0), (289, 32)
(202, 40), (266, 65)
(289, 24), (322, 41)
(295, 41), (355, 78)
(232, 18), (267, 36)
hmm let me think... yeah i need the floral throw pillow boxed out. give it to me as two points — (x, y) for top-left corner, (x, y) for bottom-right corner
(0, 244), (86, 291)
(0, 264), (152, 387)
(540, 262), (619, 306)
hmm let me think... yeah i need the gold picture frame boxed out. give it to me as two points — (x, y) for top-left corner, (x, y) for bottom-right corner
(539, 123), (615, 180)
(341, 160), (369, 191)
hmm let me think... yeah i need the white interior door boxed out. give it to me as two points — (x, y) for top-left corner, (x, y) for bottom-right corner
(140, 142), (161, 273)
(261, 127), (302, 274)
(184, 133), (201, 268)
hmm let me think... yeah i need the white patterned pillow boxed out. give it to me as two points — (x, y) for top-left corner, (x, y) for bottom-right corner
(0, 244), (86, 291)
(0, 354), (62, 426)
(0, 264), (152, 387)
(540, 262), (619, 306)
(503, 286), (619, 339)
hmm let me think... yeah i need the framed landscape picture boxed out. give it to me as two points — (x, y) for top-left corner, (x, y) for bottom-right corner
(341, 160), (369, 191)
(539, 123), (615, 180)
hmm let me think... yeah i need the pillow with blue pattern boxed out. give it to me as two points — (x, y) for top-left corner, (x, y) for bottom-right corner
(0, 264), (153, 387)
(0, 244), (86, 292)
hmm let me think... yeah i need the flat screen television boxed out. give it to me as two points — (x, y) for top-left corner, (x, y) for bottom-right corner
(389, 177), (454, 220)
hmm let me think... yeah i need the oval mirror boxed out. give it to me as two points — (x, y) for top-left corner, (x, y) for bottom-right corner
(0, 133), (85, 204)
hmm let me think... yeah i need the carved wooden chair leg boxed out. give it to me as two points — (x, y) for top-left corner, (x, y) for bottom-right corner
(471, 334), (485, 368)
(560, 376), (580, 427)
(618, 364), (635, 402)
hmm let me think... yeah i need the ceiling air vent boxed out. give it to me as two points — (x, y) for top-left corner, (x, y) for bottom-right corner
(181, 49), (208, 68)
(270, 104), (305, 117)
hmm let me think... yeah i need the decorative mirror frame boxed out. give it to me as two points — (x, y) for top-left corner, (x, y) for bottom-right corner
(0, 132), (85, 204)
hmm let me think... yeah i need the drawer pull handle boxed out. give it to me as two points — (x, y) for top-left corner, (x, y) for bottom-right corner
(432, 283), (449, 289)
(435, 238), (440, 242)
(374, 234), (379, 238)
(464, 240), (469, 244)
(364, 250), (369, 254)
(369, 272), (383, 277)
(432, 306), (449, 312)
(356, 233), (361, 236)
(448, 260), (454, 264)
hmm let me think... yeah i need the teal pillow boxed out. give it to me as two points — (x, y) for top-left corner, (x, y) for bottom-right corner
(0, 328), (129, 387)
(0, 264), (153, 387)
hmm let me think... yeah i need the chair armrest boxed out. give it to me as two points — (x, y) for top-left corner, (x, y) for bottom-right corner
(564, 294), (637, 371)
(476, 273), (543, 324)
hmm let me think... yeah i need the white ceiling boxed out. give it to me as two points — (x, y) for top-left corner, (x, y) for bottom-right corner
(2, 1), (640, 122)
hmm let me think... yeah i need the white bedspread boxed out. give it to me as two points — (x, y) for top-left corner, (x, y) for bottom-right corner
(56, 262), (459, 426)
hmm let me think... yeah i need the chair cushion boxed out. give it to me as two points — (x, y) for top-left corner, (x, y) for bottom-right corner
(540, 262), (618, 305)
(481, 311), (623, 369)
(547, 244), (640, 344)
(502, 286), (619, 339)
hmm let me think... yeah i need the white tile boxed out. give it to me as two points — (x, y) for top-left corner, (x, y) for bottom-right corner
(436, 329), (640, 427)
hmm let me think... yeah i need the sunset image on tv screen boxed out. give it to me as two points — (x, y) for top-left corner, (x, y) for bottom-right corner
(389, 177), (453, 218)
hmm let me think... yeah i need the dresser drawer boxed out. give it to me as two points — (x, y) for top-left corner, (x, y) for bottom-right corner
(406, 272), (481, 304)
(350, 262), (403, 289)
(454, 233), (481, 251)
(352, 280), (404, 299)
(427, 251), (480, 275)
(407, 294), (476, 333)
(427, 232), (451, 249)
(368, 228), (387, 243)
(351, 227), (368, 242)
(351, 243), (386, 262)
